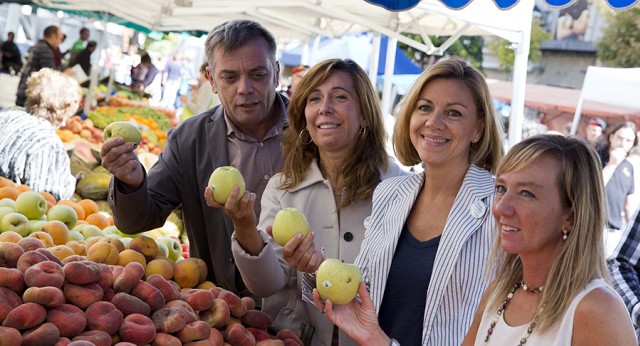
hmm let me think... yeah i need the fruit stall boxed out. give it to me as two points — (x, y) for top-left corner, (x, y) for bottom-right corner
(0, 176), (306, 345)
(0, 84), (308, 345)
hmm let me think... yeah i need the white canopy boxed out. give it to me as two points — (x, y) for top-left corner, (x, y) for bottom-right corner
(570, 66), (640, 134)
(38, 0), (534, 146)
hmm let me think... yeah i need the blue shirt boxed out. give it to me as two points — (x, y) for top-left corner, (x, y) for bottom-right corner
(378, 223), (441, 345)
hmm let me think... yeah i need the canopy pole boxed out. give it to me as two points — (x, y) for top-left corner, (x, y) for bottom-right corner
(507, 11), (532, 148)
(368, 33), (381, 89)
(381, 36), (397, 116)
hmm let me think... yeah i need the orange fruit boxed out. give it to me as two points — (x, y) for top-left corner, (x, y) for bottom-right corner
(0, 186), (20, 200)
(0, 177), (16, 188)
(85, 213), (109, 229)
(77, 199), (100, 217)
(57, 200), (86, 220)
(16, 184), (32, 192)
(39, 191), (57, 205)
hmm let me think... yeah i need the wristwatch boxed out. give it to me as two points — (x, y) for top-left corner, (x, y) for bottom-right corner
(390, 338), (401, 346)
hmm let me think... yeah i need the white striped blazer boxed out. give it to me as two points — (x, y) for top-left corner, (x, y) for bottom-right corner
(354, 165), (496, 346)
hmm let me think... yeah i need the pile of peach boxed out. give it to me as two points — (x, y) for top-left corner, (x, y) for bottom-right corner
(0, 243), (304, 346)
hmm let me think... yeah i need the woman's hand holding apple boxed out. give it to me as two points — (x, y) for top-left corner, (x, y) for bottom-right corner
(280, 230), (323, 273)
(312, 283), (390, 346)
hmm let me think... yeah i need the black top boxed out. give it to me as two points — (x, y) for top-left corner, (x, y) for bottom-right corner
(378, 223), (441, 345)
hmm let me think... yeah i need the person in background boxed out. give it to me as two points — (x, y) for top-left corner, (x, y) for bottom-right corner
(585, 117), (606, 147)
(100, 19), (287, 295)
(69, 40), (97, 76)
(130, 52), (159, 93)
(179, 62), (218, 121)
(16, 25), (65, 106)
(68, 27), (89, 64)
(53, 34), (67, 68)
(208, 58), (406, 345)
(0, 68), (81, 200)
(161, 55), (184, 109)
(609, 162), (640, 340)
(286, 64), (309, 98)
(1, 32), (23, 74)
(601, 122), (637, 256)
(462, 134), (636, 345)
(313, 57), (505, 345)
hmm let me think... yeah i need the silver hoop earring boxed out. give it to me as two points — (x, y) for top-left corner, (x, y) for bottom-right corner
(472, 138), (479, 144)
(562, 228), (569, 241)
(299, 129), (313, 145)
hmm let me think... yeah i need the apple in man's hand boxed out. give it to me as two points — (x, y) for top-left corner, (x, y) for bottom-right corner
(316, 258), (363, 305)
(208, 166), (246, 204)
(271, 207), (310, 246)
(103, 121), (142, 144)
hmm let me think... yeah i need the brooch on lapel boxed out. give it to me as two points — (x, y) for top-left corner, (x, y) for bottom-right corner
(469, 200), (486, 219)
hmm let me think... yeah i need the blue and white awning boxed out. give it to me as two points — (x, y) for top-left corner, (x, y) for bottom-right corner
(365, 0), (638, 11)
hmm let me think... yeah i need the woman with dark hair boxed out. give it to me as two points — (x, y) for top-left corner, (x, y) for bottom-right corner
(205, 58), (406, 345)
(131, 52), (158, 92)
(600, 122), (637, 254)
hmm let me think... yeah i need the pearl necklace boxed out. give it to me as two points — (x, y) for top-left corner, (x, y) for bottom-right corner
(483, 282), (541, 345)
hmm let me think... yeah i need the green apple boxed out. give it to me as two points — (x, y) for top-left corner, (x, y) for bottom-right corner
(0, 198), (15, 208)
(271, 207), (310, 246)
(14, 191), (47, 220)
(47, 204), (78, 229)
(316, 258), (363, 305)
(67, 230), (84, 241)
(0, 213), (31, 237)
(208, 166), (246, 204)
(28, 220), (47, 234)
(115, 228), (145, 238)
(160, 237), (182, 261)
(77, 224), (104, 239)
(156, 239), (169, 257)
(103, 121), (142, 143)
(0, 207), (15, 222)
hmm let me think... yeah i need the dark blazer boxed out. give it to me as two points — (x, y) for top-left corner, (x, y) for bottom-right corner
(108, 94), (288, 294)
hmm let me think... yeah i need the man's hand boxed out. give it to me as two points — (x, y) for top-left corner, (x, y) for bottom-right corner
(100, 137), (144, 190)
(204, 186), (263, 256)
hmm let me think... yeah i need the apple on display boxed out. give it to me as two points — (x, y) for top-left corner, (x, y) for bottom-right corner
(0, 212), (31, 237)
(14, 191), (47, 220)
(47, 204), (78, 229)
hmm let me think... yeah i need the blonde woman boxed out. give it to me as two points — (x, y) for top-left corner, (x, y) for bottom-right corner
(0, 68), (81, 199)
(462, 135), (636, 345)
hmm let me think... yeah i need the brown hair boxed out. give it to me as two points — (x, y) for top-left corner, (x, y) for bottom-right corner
(280, 59), (388, 210)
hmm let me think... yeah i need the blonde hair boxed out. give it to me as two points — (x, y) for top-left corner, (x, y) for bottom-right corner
(392, 57), (504, 174)
(280, 59), (388, 210)
(486, 134), (609, 331)
(25, 68), (82, 128)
